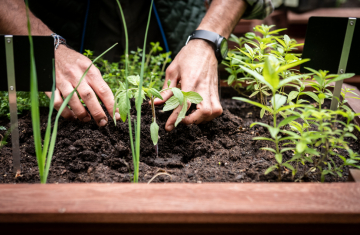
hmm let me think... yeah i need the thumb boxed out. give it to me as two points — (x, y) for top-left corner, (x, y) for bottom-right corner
(154, 71), (179, 105)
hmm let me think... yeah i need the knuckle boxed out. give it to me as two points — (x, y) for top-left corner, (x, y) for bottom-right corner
(165, 65), (175, 78)
(90, 109), (104, 119)
(212, 106), (223, 116)
(97, 84), (110, 96)
(202, 107), (212, 116)
(78, 88), (94, 100)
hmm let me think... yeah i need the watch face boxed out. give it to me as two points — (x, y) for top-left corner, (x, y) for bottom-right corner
(220, 38), (228, 60)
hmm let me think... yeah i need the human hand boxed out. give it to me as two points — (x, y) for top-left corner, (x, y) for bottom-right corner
(154, 39), (223, 131)
(45, 45), (120, 126)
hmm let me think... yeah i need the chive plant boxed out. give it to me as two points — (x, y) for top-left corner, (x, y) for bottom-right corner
(26, 1), (116, 183)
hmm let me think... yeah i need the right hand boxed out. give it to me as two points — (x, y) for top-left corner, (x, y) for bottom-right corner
(45, 45), (120, 126)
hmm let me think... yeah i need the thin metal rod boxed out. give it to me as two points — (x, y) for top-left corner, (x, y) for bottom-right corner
(330, 18), (356, 110)
(4, 35), (21, 177)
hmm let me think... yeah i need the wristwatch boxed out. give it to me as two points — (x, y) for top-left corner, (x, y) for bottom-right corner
(185, 30), (228, 63)
(51, 33), (67, 50)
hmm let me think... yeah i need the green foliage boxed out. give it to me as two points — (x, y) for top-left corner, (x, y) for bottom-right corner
(84, 42), (171, 94)
(163, 89), (203, 126)
(230, 27), (360, 181)
(224, 24), (310, 110)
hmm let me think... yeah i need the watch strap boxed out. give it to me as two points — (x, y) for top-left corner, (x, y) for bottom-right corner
(185, 30), (220, 45)
(51, 33), (67, 50)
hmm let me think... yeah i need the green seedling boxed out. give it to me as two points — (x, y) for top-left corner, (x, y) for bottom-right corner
(163, 85), (203, 127)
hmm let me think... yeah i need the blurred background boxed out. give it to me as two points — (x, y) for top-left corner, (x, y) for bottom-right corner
(220, 0), (360, 89)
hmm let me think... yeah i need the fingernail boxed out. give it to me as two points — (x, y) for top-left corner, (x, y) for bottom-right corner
(115, 112), (121, 120)
(167, 124), (174, 131)
(83, 116), (91, 122)
(99, 118), (107, 127)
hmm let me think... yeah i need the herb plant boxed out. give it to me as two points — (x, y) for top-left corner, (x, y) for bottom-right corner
(227, 24), (360, 182)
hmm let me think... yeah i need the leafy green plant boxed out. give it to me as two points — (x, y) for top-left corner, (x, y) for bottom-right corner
(224, 25), (307, 113)
(232, 52), (360, 182)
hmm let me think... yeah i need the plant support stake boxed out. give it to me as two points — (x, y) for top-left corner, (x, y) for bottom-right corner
(330, 17), (356, 110)
(4, 35), (21, 176)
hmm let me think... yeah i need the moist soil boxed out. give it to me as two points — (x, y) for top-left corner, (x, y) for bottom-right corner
(0, 98), (359, 184)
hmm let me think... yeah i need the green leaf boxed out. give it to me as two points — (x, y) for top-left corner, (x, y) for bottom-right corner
(304, 148), (320, 156)
(296, 142), (307, 153)
(268, 126), (280, 139)
(163, 96), (180, 111)
(263, 55), (280, 92)
(265, 165), (278, 175)
(278, 73), (309, 88)
(134, 89), (145, 109)
(260, 147), (277, 153)
(288, 91), (299, 102)
(271, 94), (287, 111)
(233, 97), (273, 113)
(175, 101), (188, 127)
(260, 108), (265, 119)
(148, 88), (163, 100)
(167, 80), (171, 88)
(277, 59), (310, 74)
(300, 91), (320, 103)
(275, 153), (283, 164)
(118, 91), (129, 122)
(326, 73), (355, 85)
(183, 91), (203, 104)
(150, 122), (159, 145)
(252, 137), (275, 142)
(171, 87), (183, 105)
(282, 162), (294, 171)
(239, 65), (273, 89)
(279, 115), (300, 127)
(127, 75), (140, 86)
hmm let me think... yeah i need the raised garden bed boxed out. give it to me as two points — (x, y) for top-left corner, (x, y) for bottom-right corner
(1, 83), (360, 234)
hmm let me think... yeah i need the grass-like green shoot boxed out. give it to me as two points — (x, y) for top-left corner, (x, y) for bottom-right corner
(26, 1), (116, 183)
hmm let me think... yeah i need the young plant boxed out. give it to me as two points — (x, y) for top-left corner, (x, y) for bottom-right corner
(224, 25), (306, 112)
(163, 85), (203, 126)
(233, 55), (309, 181)
(114, 0), (154, 183)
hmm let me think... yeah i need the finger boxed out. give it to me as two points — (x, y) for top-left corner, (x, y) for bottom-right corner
(86, 66), (120, 121)
(204, 75), (223, 122)
(59, 81), (91, 122)
(45, 90), (75, 120)
(154, 65), (179, 105)
(165, 100), (191, 132)
(75, 80), (108, 127)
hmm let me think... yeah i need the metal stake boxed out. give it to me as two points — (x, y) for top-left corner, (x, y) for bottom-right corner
(330, 18), (356, 110)
(4, 35), (21, 177)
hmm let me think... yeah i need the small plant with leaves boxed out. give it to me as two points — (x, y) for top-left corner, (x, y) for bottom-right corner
(224, 24), (307, 111)
(233, 55), (309, 180)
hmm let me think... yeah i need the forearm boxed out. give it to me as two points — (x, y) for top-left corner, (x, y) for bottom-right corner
(197, 0), (248, 38)
(0, 0), (52, 35)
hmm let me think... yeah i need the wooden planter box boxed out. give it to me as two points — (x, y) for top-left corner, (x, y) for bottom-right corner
(1, 84), (360, 234)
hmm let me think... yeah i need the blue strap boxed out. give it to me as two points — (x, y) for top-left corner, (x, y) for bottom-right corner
(80, 0), (91, 53)
(152, 2), (170, 53)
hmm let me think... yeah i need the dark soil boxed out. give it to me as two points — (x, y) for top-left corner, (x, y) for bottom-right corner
(0, 98), (359, 184)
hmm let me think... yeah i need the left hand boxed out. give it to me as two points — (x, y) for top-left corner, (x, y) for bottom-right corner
(154, 39), (223, 131)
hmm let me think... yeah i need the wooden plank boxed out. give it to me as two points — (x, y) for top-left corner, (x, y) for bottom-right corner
(349, 169), (360, 182)
(343, 83), (360, 125)
(288, 8), (360, 25)
(0, 183), (359, 224)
